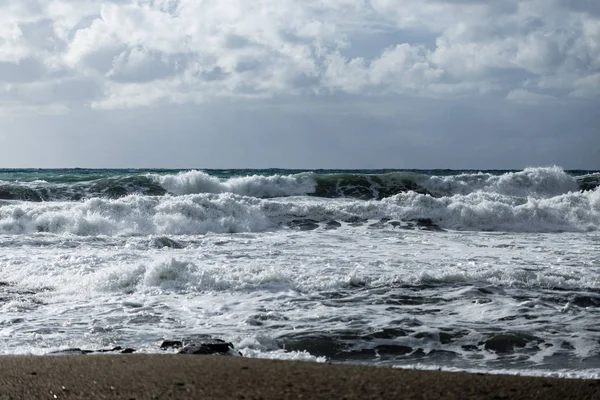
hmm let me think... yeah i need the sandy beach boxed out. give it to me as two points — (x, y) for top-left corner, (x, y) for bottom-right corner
(0, 355), (598, 399)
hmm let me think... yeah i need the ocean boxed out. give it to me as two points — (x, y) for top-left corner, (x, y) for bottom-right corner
(0, 166), (599, 378)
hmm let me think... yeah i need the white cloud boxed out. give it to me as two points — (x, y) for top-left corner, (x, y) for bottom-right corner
(570, 73), (600, 98)
(0, 22), (31, 63)
(0, 0), (598, 112)
(506, 89), (556, 104)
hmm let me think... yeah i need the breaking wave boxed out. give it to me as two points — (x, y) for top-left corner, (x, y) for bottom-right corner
(419, 166), (581, 197)
(155, 170), (316, 197)
(0, 186), (598, 235)
(0, 167), (597, 202)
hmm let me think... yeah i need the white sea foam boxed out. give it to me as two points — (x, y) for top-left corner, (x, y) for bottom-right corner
(0, 194), (270, 236)
(0, 185), (598, 235)
(0, 226), (598, 376)
(383, 187), (600, 232)
(420, 166), (580, 197)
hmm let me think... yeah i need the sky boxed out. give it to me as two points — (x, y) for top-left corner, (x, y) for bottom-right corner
(0, 0), (599, 169)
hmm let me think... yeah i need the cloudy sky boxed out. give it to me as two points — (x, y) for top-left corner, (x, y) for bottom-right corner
(1, 0), (599, 169)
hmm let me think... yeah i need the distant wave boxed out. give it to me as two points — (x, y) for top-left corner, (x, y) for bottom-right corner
(0, 167), (598, 202)
(0, 186), (598, 235)
(154, 170), (316, 197)
(0, 175), (165, 202)
(419, 166), (582, 197)
(153, 166), (597, 199)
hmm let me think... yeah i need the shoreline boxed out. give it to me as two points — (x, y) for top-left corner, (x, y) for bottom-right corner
(0, 355), (598, 399)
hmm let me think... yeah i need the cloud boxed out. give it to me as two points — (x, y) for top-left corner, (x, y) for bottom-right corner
(0, 0), (598, 112)
(506, 89), (556, 104)
(570, 73), (600, 98)
(0, 102), (69, 117)
(0, 22), (32, 63)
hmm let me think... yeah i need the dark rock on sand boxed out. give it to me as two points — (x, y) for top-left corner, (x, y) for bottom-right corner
(161, 336), (242, 356)
(48, 346), (134, 355)
(120, 348), (136, 354)
(49, 348), (95, 355)
(97, 346), (136, 354)
(178, 339), (241, 356)
(160, 340), (184, 350)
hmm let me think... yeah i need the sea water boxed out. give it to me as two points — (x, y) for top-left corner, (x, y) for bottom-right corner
(0, 167), (599, 378)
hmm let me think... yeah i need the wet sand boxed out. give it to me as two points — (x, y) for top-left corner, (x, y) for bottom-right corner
(0, 354), (598, 399)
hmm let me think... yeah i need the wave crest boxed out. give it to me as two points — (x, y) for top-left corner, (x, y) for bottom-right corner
(421, 166), (580, 198)
(0, 187), (598, 235)
(154, 170), (316, 197)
